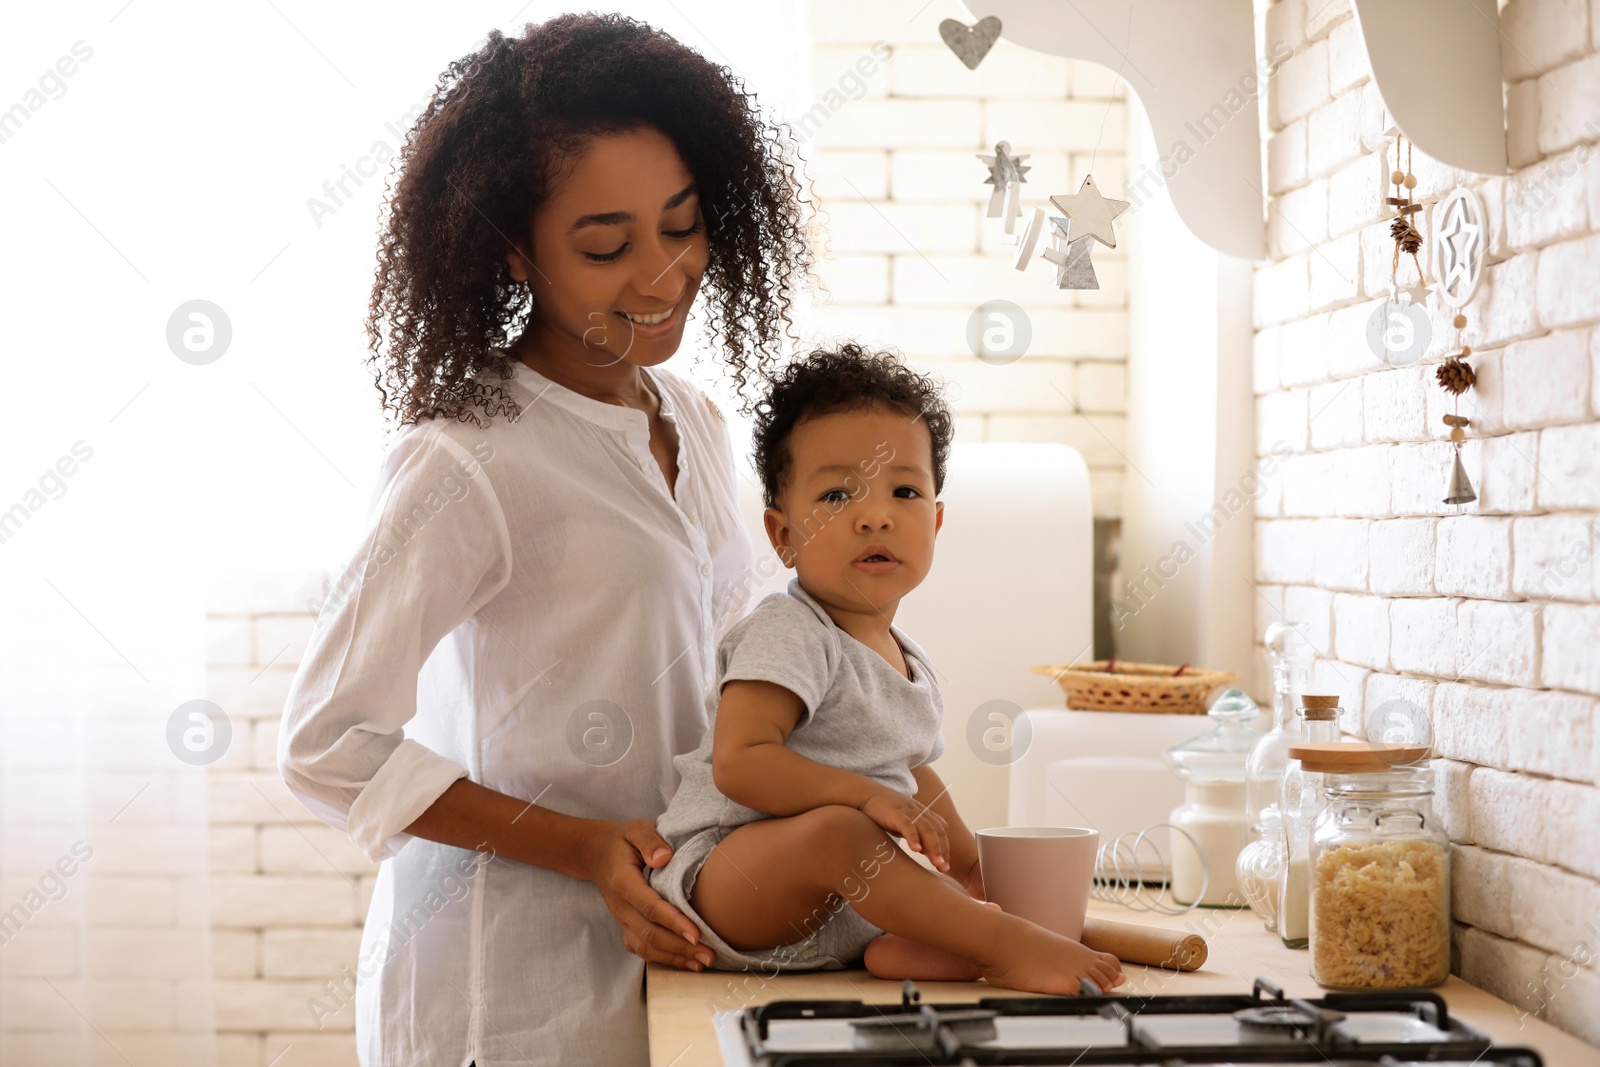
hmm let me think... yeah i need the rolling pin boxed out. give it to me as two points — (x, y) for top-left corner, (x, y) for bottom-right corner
(1081, 916), (1208, 972)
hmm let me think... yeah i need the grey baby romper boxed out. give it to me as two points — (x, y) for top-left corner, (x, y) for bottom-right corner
(649, 576), (946, 972)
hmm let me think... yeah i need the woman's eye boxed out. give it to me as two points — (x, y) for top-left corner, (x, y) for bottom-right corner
(583, 222), (703, 263)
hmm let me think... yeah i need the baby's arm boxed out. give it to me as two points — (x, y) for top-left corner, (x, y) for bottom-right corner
(910, 764), (984, 898)
(710, 679), (952, 871)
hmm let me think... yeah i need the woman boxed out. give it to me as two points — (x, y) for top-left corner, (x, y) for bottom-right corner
(278, 14), (815, 1065)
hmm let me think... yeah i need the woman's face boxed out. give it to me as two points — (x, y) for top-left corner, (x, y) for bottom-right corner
(508, 125), (710, 369)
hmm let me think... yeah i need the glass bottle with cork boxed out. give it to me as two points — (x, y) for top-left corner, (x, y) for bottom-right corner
(1277, 694), (1343, 948)
(1237, 622), (1312, 930)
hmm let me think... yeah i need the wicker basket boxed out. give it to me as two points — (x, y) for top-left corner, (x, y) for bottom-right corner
(1032, 659), (1241, 714)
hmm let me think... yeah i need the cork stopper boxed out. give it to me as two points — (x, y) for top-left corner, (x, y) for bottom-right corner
(1287, 741), (1431, 772)
(1300, 694), (1341, 720)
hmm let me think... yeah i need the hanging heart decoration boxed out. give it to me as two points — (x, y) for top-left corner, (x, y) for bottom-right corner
(939, 16), (1003, 70)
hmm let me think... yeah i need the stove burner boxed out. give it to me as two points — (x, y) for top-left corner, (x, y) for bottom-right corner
(1233, 1004), (1315, 1032)
(848, 1007), (997, 1052)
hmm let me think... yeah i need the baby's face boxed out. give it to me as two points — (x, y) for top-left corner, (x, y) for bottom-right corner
(764, 405), (943, 615)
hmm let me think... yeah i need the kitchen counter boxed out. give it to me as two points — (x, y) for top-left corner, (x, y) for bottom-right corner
(646, 899), (1600, 1066)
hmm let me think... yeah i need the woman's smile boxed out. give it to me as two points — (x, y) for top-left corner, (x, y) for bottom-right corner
(616, 295), (685, 337)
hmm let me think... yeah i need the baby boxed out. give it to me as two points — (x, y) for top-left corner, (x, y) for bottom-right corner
(650, 342), (1124, 995)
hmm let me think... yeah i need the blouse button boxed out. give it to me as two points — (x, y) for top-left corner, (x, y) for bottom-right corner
(701, 563), (711, 577)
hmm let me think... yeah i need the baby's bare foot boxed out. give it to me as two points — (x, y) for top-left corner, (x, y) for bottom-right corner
(978, 919), (1125, 996)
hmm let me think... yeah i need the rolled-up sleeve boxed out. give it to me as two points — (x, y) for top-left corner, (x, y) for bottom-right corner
(278, 425), (513, 862)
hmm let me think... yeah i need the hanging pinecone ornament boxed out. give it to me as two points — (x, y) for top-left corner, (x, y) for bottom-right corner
(1436, 355), (1476, 395)
(1386, 135), (1428, 295)
(1390, 213), (1423, 256)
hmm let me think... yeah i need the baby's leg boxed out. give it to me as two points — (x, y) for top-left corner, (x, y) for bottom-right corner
(861, 901), (1002, 981)
(864, 935), (983, 980)
(690, 805), (1123, 995)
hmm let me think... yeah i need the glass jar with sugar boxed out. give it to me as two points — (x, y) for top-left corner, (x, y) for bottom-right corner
(1162, 688), (1260, 908)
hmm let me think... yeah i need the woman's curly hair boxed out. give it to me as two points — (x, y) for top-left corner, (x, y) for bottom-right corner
(752, 341), (954, 509)
(366, 14), (817, 426)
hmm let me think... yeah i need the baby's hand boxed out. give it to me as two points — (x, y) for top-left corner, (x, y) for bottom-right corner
(859, 789), (950, 872)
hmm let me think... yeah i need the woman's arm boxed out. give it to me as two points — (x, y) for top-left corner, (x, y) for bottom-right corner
(279, 428), (712, 971)
(710, 679), (952, 869)
(403, 781), (715, 971)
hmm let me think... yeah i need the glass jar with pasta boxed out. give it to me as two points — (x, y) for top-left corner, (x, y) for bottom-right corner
(1292, 742), (1447, 990)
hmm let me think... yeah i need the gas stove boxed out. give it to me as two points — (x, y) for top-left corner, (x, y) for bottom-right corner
(715, 977), (1543, 1066)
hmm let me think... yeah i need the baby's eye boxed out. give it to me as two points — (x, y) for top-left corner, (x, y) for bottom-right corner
(894, 486), (921, 498)
(821, 488), (849, 503)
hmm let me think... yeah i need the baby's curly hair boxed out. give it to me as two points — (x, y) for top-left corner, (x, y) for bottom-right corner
(366, 14), (817, 426)
(752, 342), (954, 509)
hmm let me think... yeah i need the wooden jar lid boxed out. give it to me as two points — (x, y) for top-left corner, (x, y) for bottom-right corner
(1300, 695), (1342, 720)
(1286, 741), (1431, 772)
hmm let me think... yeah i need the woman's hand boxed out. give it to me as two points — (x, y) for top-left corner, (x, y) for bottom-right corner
(580, 819), (715, 972)
(858, 789), (950, 872)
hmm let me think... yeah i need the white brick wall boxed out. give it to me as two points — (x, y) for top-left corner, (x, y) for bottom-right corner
(804, 0), (1129, 517)
(1256, 0), (1600, 1041)
(206, 572), (372, 1067)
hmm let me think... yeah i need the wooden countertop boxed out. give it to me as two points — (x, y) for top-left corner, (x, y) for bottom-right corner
(646, 899), (1600, 1066)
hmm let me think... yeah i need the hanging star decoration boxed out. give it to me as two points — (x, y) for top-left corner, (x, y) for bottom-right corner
(1014, 174), (1127, 290)
(1403, 282), (1433, 305)
(977, 141), (1031, 239)
(1049, 175), (1129, 250)
(1434, 187), (1486, 306)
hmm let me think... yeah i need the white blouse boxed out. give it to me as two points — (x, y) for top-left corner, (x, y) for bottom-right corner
(279, 354), (757, 1067)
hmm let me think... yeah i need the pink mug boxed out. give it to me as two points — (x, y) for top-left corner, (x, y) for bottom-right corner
(976, 826), (1099, 941)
